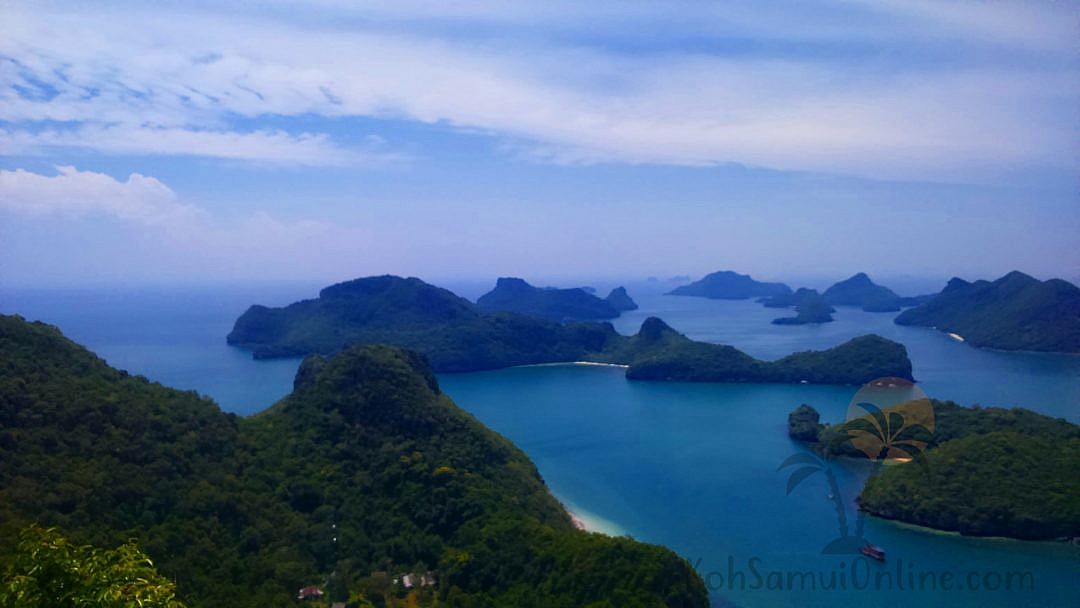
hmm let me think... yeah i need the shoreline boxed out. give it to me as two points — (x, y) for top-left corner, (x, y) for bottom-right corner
(560, 501), (627, 536)
(516, 361), (630, 370)
(927, 326), (1080, 355)
(865, 512), (1080, 546)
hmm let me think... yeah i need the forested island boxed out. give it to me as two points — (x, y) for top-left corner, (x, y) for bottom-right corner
(666, 270), (792, 299)
(789, 399), (1080, 539)
(0, 314), (708, 607)
(475, 277), (623, 320)
(228, 275), (913, 384)
(822, 272), (907, 312)
(606, 318), (910, 383)
(894, 271), (1080, 353)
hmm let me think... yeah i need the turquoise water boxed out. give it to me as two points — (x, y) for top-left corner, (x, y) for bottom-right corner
(0, 285), (319, 414)
(2, 284), (1078, 606)
(440, 365), (1079, 607)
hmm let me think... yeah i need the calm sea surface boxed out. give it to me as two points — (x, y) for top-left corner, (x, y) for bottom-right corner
(3, 282), (1078, 607)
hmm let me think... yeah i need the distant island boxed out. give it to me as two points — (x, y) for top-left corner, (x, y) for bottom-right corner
(770, 288), (835, 325)
(822, 272), (908, 312)
(894, 271), (1080, 353)
(605, 286), (639, 311)
(476, 277), (622, 321)
(602, 318), (911, 384)
(228, 275), (913, 384)
(666, 270), (792, 299)
(0, 314), (709, 607)
(790, 399), (1080, 540)
(228, 275), (609, 370)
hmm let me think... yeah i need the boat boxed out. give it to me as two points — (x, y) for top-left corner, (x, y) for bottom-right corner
(860, 543), (886, 561)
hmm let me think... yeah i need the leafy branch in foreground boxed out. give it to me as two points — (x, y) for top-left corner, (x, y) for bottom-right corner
(1, 525), (185, 608)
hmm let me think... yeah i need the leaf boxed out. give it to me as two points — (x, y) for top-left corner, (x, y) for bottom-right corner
(786, 466), (821, 495)
(777, 452), (822, 470)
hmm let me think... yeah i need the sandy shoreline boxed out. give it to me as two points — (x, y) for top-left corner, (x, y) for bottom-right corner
(561, 501), (626, 536)
(516, 361), (630, 369)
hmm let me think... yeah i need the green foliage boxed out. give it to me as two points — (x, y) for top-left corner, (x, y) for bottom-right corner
(228, 276), (913, 384)
(1, 525), (184, 608)
(859, 431), (1080, 539)
(894, 271), (1080, 352)
(816, 399), (1080, 457)
(800, 394), (1080, 539)
(0, 314), (707, 608)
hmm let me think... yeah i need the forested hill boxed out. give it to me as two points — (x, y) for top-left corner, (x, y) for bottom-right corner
(822, 272), (904, 312)
(791, 397), (1080, 540)
(0, 314), (708, 608)
(894, 271), (1080, 352)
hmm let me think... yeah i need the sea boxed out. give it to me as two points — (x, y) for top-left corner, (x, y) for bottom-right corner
(2, 280), (1078, 607)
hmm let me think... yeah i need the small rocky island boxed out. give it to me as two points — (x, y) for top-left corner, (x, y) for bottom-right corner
(604, 286), (639, 311)
(770, 288), (835, 325)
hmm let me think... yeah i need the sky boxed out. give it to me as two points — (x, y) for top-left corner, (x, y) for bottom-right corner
(1, 0), (1078, 289)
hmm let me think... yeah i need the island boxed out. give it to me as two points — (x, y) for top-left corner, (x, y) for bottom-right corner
(476, 277), (622, 320)
(666, 270), (792, 299)
(605, 285), (639, 311)
(822, 272), (906, 312)
(770, 288), (835, 325)
(860, 430), (1080, 539)
(228, 275), (914, 384)
(788, 404), (824, 441)
(894, 270), (1080, 353)
(0, 314), (709, 608)
(789, 399), (1080, 540)
(610, 318), (910, 384)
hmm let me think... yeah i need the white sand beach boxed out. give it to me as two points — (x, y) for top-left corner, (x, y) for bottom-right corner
(561, 501), (627, 536)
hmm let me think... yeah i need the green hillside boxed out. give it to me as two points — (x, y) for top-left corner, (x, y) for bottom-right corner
(0, 314), (707, 608)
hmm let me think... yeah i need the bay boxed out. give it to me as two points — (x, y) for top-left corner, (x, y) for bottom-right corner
(2, 282), (1078, 606)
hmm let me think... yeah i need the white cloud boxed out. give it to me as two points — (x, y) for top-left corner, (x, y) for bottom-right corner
(0, 166), (336, 249)
(0, 165), (201, 225)
(0, 1), (1076, 179)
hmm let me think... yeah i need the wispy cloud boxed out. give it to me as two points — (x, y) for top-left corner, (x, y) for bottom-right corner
(0, 0), (1076, 179)
(1, 126), (399, 167)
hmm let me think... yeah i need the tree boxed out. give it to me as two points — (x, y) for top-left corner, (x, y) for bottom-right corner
(1, 526), (185, 608)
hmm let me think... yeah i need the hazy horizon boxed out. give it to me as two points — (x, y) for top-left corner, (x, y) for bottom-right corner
(2, 1), (1078, 286)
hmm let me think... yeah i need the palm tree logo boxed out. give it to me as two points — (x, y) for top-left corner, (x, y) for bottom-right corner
(779, 377), (934, 555)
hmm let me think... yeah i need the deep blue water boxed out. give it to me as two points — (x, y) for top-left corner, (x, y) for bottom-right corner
(2, 283), (1078, 607)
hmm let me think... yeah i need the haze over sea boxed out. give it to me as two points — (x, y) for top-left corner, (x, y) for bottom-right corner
(3, 279), (1078, 607)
